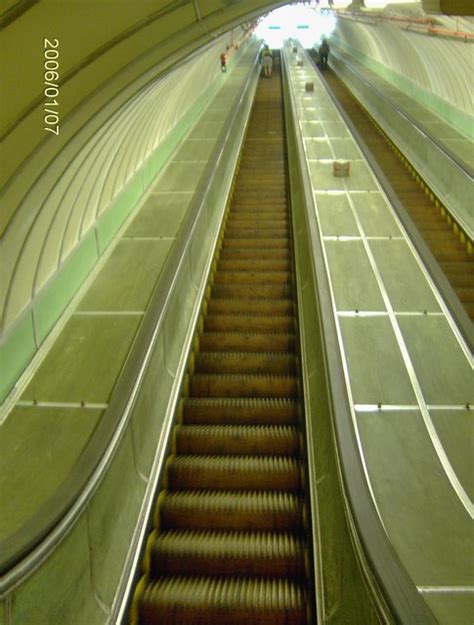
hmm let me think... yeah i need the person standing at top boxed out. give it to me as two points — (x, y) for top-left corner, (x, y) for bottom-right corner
(319, 38), (330, 70)
(220, 51), (227, 72)
(260, 44), (273, 77)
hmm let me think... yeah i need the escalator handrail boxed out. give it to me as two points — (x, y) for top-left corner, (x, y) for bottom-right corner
(282, 44), (439, 625)
(0, 43), (261, 590)
(326, 43), (474, 183)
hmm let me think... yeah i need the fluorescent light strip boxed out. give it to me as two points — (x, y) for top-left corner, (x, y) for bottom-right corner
(337, 311), (388, 317)
(354, 405), (419, 412)
(73, 311), (144, 316)
(418, 586), (474, 594)
(16, 401), (108, 410)
(121, 237), (176, 241)
(151, 191), (193, 195)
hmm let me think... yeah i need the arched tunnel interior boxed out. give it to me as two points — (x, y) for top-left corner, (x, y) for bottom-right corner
(0, 1), (473, 624)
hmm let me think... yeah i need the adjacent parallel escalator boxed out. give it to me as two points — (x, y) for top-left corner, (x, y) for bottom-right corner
(130, 53), (313, 625)
(310, 51), (474, 321)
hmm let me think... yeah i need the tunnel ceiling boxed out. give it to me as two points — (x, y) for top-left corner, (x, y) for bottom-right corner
(1, 0), (470, 245)
(0, 0), (472, 239)
(0, 0), (286, 236)
(0, 0), (472, 396)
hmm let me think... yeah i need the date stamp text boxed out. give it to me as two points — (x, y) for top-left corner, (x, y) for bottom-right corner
(43, 38), (60, 135)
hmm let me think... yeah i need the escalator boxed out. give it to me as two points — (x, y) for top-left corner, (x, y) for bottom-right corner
(310, 51), (474, 321)
(130, 53), (313, 625)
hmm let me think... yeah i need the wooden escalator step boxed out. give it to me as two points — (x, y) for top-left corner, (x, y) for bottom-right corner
(213, 270), (291, 284)
(149, 529), (305, 578)
(139, 575), (308, 625)
(165, 454), (302, 491)
(175, 424), (300, 456)
(157, 489), (305, 532)
(194, 351), (295, 375)
(199, 331), (296, 352)
(204, 313), (294, 332)
(189, 373), (298, 398)
(182, 397), (300, 426)
(207, 298), (293, 315)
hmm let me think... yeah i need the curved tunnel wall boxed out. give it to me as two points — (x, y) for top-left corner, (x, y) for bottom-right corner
(0, 0), (288, 405)
(2, 37), (232, 332)
(0, 28), (252, 403)
(0, 0), (284, 226)
(1, 1), (472, 405)
(331, 14), (474, 136)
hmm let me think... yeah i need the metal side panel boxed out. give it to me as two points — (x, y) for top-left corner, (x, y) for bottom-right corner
(283, 42), (449, 625)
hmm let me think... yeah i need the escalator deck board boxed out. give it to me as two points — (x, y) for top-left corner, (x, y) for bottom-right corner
(133, 53), (312, 625)
(317, 56), (474, 321)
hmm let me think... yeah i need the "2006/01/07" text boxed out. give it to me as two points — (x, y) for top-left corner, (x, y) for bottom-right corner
(43, 38), (60, 135)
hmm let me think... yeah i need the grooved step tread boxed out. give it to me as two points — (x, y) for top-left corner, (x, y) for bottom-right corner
(232, 193), (287, 200)
(139, 576), (307, 625)
(218, 248), (290, 261)
(414, 221), (452, 231)
(456, 286), (474, 300)
(225, 223), (289, 233)
(149, 529), (305, 578)
(207, 298), (293, 315)
(239, 165), (286, 172)
(166, 453), (301, 491)
(236, 171), (286, 178)
(217, 259), (290, 272)
(212, 283), (292, 299)
(175, 424), (299, 456)
(224, 228), (289, 238)
(443, 270), (474, 288)
(195, 351), (295, 375)
(237, 174), (286, 181)
(205, 313), (294, 333)
(182, 397), (299, 426)
(189, 373), (298, 398)
(199, 331), (296, 353)
(222, 238), (289, 249)
(213, 271), (290, 285)
(227, 206), (287, 215)
(158, 490), (305, 531)
(231, 204), (288, 211)
(226, 216), (288, 225)
(431, 249), (471, 263)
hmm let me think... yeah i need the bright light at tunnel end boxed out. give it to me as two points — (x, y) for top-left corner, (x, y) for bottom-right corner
(255, 4), (337, 50)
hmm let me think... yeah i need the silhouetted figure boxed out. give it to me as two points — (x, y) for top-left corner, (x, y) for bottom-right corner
(319, 39), (330, 70)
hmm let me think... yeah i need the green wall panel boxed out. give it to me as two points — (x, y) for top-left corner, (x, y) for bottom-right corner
(34, 231), (99, 344)
(0, 37), (253, 409)
(96, 182), (144, 255)
(0, 312), (36, 404)
(96, 69), (223, 254)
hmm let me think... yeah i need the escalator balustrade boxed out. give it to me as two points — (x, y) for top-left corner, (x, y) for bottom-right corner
(131, 54), (313, 625)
